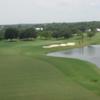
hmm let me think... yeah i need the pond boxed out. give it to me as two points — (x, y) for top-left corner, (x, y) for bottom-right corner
(47, 45), (100, 68)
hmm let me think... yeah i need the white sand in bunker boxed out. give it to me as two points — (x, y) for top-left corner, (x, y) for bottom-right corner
(43, 42), (76, 48)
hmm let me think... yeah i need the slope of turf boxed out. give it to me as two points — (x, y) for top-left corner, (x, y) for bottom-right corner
(0, 39), (100, 100)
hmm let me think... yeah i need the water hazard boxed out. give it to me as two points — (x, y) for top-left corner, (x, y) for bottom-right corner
(47, 45), (100, 67)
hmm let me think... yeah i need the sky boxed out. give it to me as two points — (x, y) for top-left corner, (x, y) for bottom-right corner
(0, 0), (100, 25)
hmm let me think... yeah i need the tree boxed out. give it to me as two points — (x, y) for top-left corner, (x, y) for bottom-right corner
(87, 27), (96, 39)
(77, 30), (85, 47)
(19, 28), (37, 40)
(4, 28), (18, 40)
(87, 31), (95, 38)
(62, 28), (73, 39)
(0, 30), (4, 40)
(39, 31), (52, 39)
(52, 31), (63, 39)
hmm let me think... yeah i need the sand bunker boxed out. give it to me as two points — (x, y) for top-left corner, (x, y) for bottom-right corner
(43, 42), (75, 48)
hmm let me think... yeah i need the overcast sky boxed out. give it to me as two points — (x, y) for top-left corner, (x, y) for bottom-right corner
(0, 0), (100, 25)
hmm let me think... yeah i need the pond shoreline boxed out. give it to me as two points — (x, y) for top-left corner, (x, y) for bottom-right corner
(47, 45), (100, 68)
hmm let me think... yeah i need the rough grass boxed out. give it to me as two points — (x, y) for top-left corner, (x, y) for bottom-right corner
(0, 36), (100, 100)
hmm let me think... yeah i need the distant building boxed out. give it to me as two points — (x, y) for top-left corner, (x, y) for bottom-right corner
(96, 28), (100, 32)
(35, 27), (43, 31)
(87, 29), (91, 32)
(87, 28), (100, 32)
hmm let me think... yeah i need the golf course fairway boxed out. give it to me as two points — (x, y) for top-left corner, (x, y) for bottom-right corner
(0, 40), (100, 100)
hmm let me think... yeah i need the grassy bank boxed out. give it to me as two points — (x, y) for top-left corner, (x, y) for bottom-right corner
(0, 33), (100, 100)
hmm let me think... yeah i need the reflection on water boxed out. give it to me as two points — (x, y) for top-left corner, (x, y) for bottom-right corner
(47, 45), (100, 68)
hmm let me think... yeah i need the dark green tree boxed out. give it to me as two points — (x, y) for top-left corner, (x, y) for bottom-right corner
(39, 31), (52, 39)
(87, 27), (96, 39)
(52, 31), (63, 39)
(19, 28), (37, 40)
(4, 28), (18, 40)
(77, 30), (85, 47)
(62, 28), (73, 39)
(0, 30), (4, 40)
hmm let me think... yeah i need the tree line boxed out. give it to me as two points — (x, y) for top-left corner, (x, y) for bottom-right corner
(3, 28), (37, 41)
(0, 21), (99, 41)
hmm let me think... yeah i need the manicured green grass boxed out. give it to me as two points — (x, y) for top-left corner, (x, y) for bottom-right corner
(0, 36), (100, 100)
